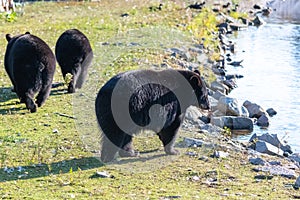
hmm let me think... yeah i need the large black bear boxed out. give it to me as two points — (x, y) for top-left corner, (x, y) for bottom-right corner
(55, 29), (93, 93)
(95, 69), (210, 162)
(4, 32), (56, 113)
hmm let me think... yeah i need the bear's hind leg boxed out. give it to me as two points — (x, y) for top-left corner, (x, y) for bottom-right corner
(22, 92), (37, 113)
(119, 135), (139, 158)
(36, 83), (51, 107)
(68, 65), (81, 93)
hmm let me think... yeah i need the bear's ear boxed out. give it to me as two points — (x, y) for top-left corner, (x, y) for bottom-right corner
(25, 32), (30, 35)
(190, 75), (202, 87)
(194, 69), (201, 75)
(6, 34), (12, 42)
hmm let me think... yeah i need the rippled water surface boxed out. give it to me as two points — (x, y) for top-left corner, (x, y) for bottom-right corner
(228, 18), (300, 152)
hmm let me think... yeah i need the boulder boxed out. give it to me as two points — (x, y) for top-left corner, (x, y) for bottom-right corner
(208, 96), (219, 112)
(210, 81), (229, 94)
(257, 113), (270, 127)
(185, 106), (202, 122)
(211, 116), (254, 130)
(217, 97), (249, 117)
(217, 96), (240, 116)
(243, 100), (265, 118)
(249, 133), (293, 154)
(211, 90), (226, 101)
(266, 108), (277, 117)
(255, 141), (283, 156)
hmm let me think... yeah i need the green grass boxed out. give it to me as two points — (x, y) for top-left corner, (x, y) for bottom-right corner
(0, 1), (299, 199)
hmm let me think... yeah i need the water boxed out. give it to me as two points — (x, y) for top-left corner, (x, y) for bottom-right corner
(227, 17), (300, 153)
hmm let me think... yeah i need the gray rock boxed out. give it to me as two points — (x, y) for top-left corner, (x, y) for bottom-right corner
(289, 153), (300, 163)
(266, 108), (277, 117)
(168, 47), (190, 60)
(295, 176), (300, 188)
(268, 161), (281, 166)
(200, 123), (223, 134)
(210, 81), (229, 94)
(90, 171), (113, 178)
(183, 137), (204, 147)
(243, 100), (266, 118)
(253, 165), (296, 179)
(212, 66), (226, 76)
(217, 96), (239, 116)
(241, 106), (250, 117)
(208, 96), (219, 112)
(249, 157), (266, 165)
(254, 175), (273, 180)
(213, 151), (229, 158)
(185, 106), (202, 121)
(211, 116), (253, 130)
(212, 91), (226, 100)
(257, 113), (270, 127)
(255, 141), (283, 156)
(249, 133), (293, 154)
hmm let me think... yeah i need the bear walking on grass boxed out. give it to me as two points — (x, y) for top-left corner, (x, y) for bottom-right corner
(95, 69), (210, 162)
(55, 29), (93, 93)
(4, 32), (56, 113)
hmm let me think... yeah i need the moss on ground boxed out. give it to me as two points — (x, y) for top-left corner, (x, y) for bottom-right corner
(0, 1), (299, 199)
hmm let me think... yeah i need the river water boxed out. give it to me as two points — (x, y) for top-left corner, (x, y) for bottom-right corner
(228, 16), (300, 153)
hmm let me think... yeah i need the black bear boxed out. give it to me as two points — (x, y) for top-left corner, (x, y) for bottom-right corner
(95, 69), (210, 162)
(4, 32), (56, 113)
(55, 29), (93, 93)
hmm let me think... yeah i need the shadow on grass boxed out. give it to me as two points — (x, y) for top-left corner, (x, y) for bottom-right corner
(0, 87), (18, 103)
(0, 157), (104, 182)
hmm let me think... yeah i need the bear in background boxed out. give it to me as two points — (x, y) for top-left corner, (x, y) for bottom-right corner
(95, 69), (210, 162)
(4, 32), (56, 113)
(55, 29), (93, 93)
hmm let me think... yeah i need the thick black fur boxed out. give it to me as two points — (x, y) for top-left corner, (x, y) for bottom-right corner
(95, 69), (210, 162)
(55, 29), (93, 93)
(4, 32), (56, 113)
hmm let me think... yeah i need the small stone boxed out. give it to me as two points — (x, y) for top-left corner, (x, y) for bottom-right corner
(295, 176), (300, 189)
(186, 152), (197, 156)
(198, 156), (209, 162)
(257, 114), (270, 127)
(52, 129), (59, 134)
(192, 176), (200, 181)
(254, 174), (273, 180)
(249, 157), (266, 165)
(268, 161), (281, 166)
(213, 151), (229, 158)
(183, 137), (203, 147)
(90, 171), (113, 179)
(266, 108), (277, 117)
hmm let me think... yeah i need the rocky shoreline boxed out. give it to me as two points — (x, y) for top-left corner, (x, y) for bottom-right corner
(165, 1), (300, 188)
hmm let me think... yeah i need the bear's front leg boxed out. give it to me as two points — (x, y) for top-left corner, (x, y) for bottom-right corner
(158, 115), (183, 155)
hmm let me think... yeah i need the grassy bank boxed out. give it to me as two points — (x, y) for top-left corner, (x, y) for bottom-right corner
(0, 1), (298, 199)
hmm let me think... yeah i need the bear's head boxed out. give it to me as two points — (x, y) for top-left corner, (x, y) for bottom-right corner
(189, 70), (210, 110)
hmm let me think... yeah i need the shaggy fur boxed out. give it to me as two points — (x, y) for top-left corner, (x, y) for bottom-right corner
(95, 69), (210, 162)
(4, 32), (56, 113)
(55, 29), (93, 93)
